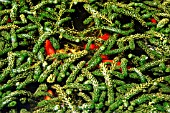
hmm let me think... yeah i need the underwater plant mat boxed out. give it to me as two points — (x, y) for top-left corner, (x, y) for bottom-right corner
(0, 0), (170, 113)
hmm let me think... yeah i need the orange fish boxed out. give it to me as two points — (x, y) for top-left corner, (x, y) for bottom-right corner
(44, 90), (54, 100)
(99, 33), (110, 40)
(44, 39), (55, 56)
(84, 44), (99, 50)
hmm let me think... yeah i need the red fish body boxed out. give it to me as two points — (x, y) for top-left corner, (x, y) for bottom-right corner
(45, 39), (55, 55)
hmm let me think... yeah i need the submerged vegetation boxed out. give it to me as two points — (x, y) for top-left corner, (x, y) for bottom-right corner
(0, 0), (170, 112)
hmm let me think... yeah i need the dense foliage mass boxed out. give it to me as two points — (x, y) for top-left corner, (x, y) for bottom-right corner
(0, 0), (170, 112)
